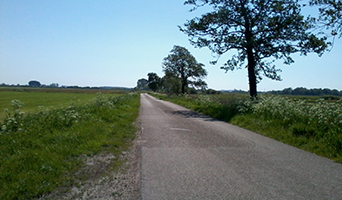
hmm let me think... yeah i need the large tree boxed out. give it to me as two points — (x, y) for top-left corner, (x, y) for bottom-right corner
(180, 0), (329, 98)
(162, 45), (208, 94)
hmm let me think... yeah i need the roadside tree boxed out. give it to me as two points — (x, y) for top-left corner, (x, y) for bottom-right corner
(162, 45), (207, 94)
(147, 72), (161, 92)
(136, 78), (148, 90)
(180, 0), (329, 98)
(161, 73), (182, 94)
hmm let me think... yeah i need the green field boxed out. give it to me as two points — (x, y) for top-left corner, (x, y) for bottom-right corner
(0, 88), (139, 199)
(151, 93), (342, 163)
(0, 87), (124, 120)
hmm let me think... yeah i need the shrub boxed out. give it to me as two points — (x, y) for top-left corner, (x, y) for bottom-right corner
(1, 100), (25, 133)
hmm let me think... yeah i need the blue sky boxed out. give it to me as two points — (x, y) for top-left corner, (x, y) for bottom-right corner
(1, 0), (341, 91)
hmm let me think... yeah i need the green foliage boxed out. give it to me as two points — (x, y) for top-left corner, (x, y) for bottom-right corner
(136, 78), (148, 90)
(290, 123), (316, 137)
(161, 74), (182, 94)
(180, 0), (329, 97)
(162, 45), (208, 94)
(147, 72), (162, 92)
(0, 93), (140, 199)
(310, 0), (342, 37)
(238, 95), (342, 134)
(1, 100), (25, 132)
(235, 95), (342, 162)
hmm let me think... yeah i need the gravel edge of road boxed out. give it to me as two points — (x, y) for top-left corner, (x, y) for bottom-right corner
(39, 121), (142, 200)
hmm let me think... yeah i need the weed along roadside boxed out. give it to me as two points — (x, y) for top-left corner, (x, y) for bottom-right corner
(0, 92), (140, 200)
(150, 93), (342, 163)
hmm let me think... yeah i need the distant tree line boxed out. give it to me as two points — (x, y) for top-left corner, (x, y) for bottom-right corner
(0, 81), (131, 90)
(269, 87), (342, 96)
(0, 81), (59, 88)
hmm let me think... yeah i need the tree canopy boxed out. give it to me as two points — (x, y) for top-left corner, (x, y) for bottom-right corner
(310, 0), (342, 38)
(136, 78), (148, 90)
(147, 72), (161, 92)
(28, 80), (41, 87)
(180, 0), (329, 98)
(162, 45), (208, 94)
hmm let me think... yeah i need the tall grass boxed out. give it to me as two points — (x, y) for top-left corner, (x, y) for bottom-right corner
(152, 93), (342, 162)
(0, 93), (140, 200)
(234, 95), (342, 161)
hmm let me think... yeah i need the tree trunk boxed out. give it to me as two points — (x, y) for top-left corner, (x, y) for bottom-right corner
(242, 4), (257, 99)
(247, 47), (257, 98)
(181, 79), (187, 94)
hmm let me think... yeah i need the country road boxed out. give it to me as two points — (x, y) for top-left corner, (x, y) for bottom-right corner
(139, 93), (342, 200)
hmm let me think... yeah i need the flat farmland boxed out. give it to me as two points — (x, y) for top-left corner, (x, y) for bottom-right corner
(0, 88), (122, 120)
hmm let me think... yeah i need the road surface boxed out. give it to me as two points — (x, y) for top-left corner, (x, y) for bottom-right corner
(139, 93), (342, 200)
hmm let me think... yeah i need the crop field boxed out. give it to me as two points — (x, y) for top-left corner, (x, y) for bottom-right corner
(0, 88), (139, 199)
(152, 93), (342, 163)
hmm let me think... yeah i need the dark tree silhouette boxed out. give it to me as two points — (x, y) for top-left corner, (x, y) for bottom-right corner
(147, 72), (161, 92)
(28, 80), (41, 87)
(310, 0), (342, 37)
(180, 0), (329, 98)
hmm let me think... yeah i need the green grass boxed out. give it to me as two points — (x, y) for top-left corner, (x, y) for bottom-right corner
(0, 92), (140, 199)
(151, 93), (342, 163)
(0, 91), (96, 121)
(230, 114), (341, 161)
(0, 87), (127, 120)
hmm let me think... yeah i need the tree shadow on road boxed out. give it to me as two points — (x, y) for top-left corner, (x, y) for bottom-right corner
(170, 110), (220, 122)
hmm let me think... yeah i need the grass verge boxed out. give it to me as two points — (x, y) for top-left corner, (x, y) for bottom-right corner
(0, 92), (140, 200)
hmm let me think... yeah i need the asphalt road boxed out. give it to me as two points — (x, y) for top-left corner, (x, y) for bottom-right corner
(139, 93), (342, 200)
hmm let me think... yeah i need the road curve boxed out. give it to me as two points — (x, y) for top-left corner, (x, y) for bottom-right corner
(139, 93), (342, 200)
